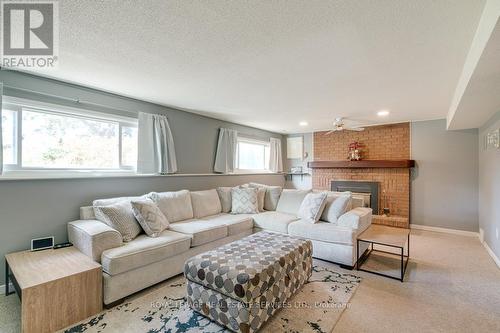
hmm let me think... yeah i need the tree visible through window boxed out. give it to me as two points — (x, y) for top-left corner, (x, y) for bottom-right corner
(1, 99), (138, 172)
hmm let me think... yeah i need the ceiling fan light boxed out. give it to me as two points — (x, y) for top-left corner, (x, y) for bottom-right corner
(377, 110), (390, 116)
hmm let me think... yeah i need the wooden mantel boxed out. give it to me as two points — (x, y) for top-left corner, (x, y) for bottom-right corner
(308, 160), (415, 169)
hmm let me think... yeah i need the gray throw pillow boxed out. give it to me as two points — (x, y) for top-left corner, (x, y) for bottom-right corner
(231, 187), (259, 214)
(298, 192), (328, 223)
(93, 201), (142, 242)
(131, 198), (169, 237)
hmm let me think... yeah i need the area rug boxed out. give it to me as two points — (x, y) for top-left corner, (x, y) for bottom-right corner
(63, 266), (361, 333)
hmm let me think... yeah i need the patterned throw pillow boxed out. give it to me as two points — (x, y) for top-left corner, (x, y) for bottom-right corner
(131, 198), (169, 237)
(231, 187), (259, 214)
(248, 182), (283, 211)
(93, 201), (142, 242)
(298, 192), (328, 223)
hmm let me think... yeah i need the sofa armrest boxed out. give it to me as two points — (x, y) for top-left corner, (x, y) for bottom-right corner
(337, 207), (372, 231)
(68, 220), (123, 263)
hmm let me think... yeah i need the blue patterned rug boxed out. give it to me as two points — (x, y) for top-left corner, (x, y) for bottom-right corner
(63, 266), (361, 333)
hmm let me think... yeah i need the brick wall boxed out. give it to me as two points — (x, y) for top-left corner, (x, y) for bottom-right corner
(313, 122), (411, 227)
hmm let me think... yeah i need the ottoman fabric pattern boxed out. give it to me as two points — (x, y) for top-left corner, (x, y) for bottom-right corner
(184, 231), (313, 332)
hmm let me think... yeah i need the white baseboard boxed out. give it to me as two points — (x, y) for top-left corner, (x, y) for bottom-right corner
(0, 283), (14, 295)
(481, 240), (500, 269)
(410, 224), (479, 237)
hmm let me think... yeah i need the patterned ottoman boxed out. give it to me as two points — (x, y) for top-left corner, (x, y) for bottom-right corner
(184, 231), (313, 333)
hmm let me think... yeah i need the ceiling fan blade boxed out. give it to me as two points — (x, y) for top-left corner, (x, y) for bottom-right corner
(346, 127), (365, 131)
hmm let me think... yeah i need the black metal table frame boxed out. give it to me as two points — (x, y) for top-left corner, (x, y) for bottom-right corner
(356, 233), (410, 282)
(4, 259), (21, 299)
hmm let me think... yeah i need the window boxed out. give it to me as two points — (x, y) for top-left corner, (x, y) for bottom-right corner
(236, 137), (270, 171)
(1, 97), (138, 174)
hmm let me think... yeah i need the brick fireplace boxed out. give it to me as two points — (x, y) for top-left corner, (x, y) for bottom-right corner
(312, 122), (411, 228)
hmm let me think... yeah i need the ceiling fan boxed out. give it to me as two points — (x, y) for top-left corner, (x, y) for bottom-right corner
(324, 117), (365, 135)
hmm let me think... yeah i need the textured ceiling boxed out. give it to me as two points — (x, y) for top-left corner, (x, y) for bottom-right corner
(27, 0), (486, 133)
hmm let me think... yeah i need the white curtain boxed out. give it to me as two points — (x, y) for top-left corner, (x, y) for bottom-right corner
(0, 82), (3, 175)
(269, 137), (283, 173)
(137, 112), (178, 174)
(214, 128), (238, 173)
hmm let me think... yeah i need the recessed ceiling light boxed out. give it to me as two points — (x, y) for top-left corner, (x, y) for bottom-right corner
(299, 121), (308, 126)
(377, 110), (390, 116)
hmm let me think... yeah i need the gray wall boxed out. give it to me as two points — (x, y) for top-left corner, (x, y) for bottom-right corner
(284, 133), (313, 190)
(478, 111), (500, 259)
(411, 119), (479, 231)
(0, 71), (285, 286)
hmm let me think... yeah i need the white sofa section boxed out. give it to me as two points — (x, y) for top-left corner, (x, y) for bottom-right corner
(68, 186), (372, 305)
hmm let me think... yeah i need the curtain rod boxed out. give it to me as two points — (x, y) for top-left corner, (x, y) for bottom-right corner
(3, 84), (138, 116)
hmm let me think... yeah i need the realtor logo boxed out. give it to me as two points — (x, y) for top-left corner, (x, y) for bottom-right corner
(1, 0), (58, 68)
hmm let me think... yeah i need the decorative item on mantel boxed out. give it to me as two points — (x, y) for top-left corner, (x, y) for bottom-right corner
(348, 141), (363, 161)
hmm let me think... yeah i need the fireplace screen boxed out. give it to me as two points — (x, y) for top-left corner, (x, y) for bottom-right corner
(331, 181), (379, 214)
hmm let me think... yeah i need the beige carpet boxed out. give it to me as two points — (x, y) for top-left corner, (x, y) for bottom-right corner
(1, 230), (500, 332)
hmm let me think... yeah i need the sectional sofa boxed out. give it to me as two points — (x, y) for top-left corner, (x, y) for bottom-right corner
(68, 184), (372, 305)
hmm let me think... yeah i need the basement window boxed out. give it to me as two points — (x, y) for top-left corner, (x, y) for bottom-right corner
(235, 137), (270, 172)
(1, 97), (138, 176)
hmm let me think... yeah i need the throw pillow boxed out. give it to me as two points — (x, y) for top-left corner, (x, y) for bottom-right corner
(149, 190), (194, 223)
(248, 182), (283, 210)
(231, 187), (259, 214)
(275, 189), (311, 215)
(256, 187), (266, 212)
(298, 192), (328, 223)
(321, 192), (353, 223)
(93, 201), (142, 242)
(131, 198), (169, 237)
(216, 187), (233, 213)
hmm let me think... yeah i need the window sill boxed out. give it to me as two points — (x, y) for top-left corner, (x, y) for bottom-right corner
(0, 170), (285, 181)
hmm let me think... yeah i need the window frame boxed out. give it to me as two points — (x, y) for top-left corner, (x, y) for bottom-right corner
(2, 96), (138, 175)
(234, 136), (271, 173)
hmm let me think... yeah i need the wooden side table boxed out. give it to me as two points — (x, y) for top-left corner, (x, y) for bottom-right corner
(5, 247), (102, 333)
(356, 225), (410, 282)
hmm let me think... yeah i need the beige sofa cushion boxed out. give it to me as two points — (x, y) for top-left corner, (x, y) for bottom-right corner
(168, 220), (228, 246)
(149, 190), (194, 223)
(190, 189), (222, 218)
(275, 189), (311, 215)
(101, 230), (191, 275)
(288, 220), (356, 245)
(201, 213), (254, 236)
(252, 211), (300, 233)
(248, 182), (283, 211)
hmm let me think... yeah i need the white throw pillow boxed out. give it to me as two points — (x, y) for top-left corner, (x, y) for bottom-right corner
(231, 187), (259, 214)
(275, 189), (311, 215)
(190, 189), (222, 218)
(216, 187), (233, 213)
(321, 192), (353, 223)
(93, 201), (142, 242)
(248, 182), (283, 211)
(298, 192), (328, 223)
(149, 190), (194, 223)
(131, 198), (169, 237)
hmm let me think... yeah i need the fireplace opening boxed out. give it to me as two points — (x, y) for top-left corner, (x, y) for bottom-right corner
(331, 181), (379, 214)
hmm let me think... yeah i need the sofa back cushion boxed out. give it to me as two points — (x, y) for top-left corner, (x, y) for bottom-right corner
(248, 182), (283, 211)
(320, 191), (353, 223)
(231, 187), (259, 214)
(275, 189), (311, 215)
(149, 190), (194, 223)
(190, 189), (222, 218)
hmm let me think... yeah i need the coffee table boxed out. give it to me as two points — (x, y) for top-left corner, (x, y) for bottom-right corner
(356, 225), (410, 282)
(184, 231), (313, 333)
